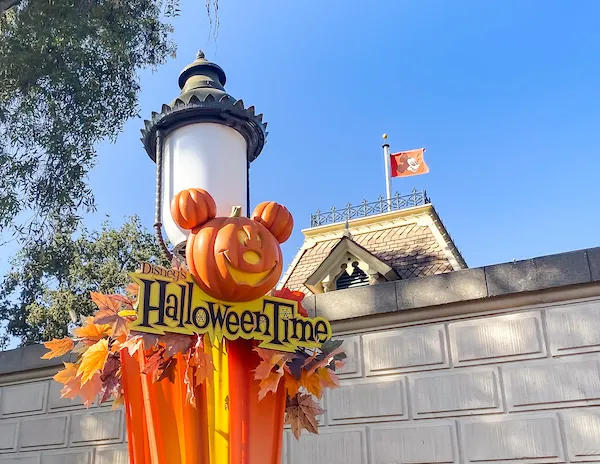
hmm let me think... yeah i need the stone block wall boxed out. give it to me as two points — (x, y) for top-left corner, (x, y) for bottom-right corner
(0, 375), (127, 464)
(2, 297), (600, 463)
(284, 297), (600, 464)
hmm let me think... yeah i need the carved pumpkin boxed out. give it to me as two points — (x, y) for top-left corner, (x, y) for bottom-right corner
(171, 188), (216, 230)
(252, 201), (294, 244)
(171, 189), (292, 302)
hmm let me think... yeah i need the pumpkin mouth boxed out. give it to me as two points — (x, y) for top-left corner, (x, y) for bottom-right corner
(224, 261), (275, 286)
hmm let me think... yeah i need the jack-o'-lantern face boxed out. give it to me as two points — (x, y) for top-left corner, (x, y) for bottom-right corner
(171, 189), (293, 302)
(186, 215), (283, 302)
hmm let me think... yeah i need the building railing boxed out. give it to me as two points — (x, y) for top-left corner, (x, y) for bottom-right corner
(310, 189), (430, 227)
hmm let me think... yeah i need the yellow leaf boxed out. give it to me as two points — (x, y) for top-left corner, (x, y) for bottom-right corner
(300, 370), (323, 399)
(77, 339), (109, 385)
(73, 318), (112, 341)
(53, 362), (79, 384)
(118, 309), (137, 317)
(41, 337), (74, 359)
(317, 368), (339, 389)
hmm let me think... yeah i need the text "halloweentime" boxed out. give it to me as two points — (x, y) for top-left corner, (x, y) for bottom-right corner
(129, 270), (332, 352)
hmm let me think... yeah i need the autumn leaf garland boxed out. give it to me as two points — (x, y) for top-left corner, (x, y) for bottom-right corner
(42, 285), (345, 439)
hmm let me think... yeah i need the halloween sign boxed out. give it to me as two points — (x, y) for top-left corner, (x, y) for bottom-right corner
(130, 262), (332, 352)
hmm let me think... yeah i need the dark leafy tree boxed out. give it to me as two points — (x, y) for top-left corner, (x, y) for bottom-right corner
(0, 0), (175, 238)
(0, 216), (169, 348)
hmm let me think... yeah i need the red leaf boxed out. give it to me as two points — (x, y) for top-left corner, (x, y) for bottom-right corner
(101, 353), (120, 379)
(156, 357), (178, 383)
(285, 393), (324, 439)
(160, 333), (193, 358)
(112, 294), (136, 308)
(272, 288), (309, 317)
(142, 347), (165, 377)
(94, 308), (129, 338)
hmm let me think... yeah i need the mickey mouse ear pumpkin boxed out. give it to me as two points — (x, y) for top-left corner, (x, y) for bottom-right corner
(171, 188), (217, 230)
(252, 201), (294, 243)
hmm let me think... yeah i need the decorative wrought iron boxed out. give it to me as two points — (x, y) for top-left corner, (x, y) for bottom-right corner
(310, 189), (430, 227)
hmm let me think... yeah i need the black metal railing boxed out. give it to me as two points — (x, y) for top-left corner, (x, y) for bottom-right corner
(310, 189), (430, 227)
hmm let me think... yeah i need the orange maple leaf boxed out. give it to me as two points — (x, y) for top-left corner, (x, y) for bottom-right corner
(94, 307), (130, 338)
(121, 335), (144, 356)
(90, 292), (120, 311)
(79, 373), (103, 408)
(77, 338), (109, 385)
(317, 368), (339, 389)
(254, 347), (290, 381)
(61, 376), (81, 400)
(73, 317), (112, 342)
(300, 370), (323, 399)
(125, 283), (139, 298)
(258, 369), (284, 401)
(41, 337), (74, 359)
(254, 353), (286, 381)
(53, 362), (79, 384)
(284, 370), (301, 397)
(60, 373), (102, 408)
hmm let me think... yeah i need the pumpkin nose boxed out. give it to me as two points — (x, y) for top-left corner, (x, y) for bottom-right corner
(243, 251), (261, 265)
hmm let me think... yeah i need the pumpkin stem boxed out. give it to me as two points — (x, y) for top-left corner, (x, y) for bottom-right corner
(230, 206), (243, 217)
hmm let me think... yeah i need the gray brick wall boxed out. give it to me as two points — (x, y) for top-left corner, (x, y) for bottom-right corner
(0, 375), (127, 464)
(283, 297), (600, 464)
(2, 296), (600, 463)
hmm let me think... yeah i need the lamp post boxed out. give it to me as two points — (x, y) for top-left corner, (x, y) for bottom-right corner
(140, 50), (268, 258)
(121, 51), (286, 464)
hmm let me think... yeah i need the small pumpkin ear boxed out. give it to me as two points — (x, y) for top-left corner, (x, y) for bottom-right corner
(171, 188), (217, 230)
(252, 201), (294, 243)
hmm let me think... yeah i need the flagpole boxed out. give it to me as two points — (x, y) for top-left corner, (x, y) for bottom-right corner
(382, 133), (392, 211)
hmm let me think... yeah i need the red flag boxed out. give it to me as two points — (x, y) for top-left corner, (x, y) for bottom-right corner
(390, 148), (429, 178)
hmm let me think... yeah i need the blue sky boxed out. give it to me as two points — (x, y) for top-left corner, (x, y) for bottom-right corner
(65, 0), (600, 270)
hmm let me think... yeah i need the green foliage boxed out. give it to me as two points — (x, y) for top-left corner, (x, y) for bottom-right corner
(0, 0), (175, 237)
(0, 216), (169, 348)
